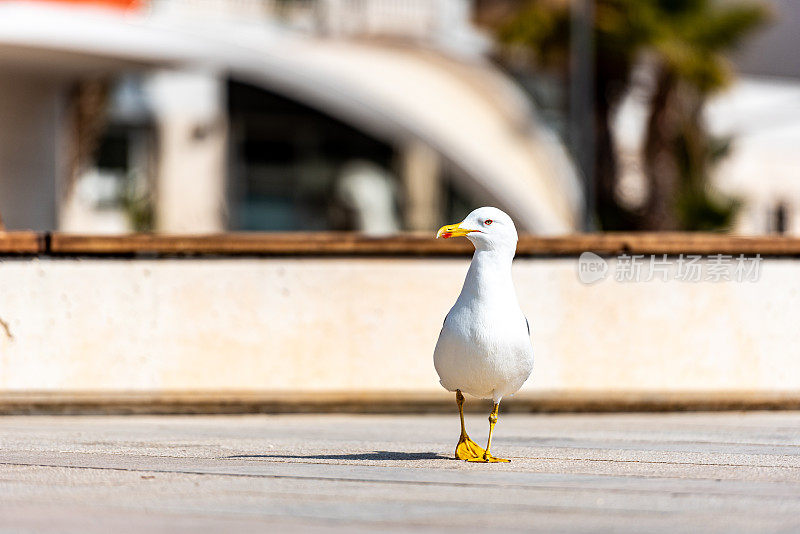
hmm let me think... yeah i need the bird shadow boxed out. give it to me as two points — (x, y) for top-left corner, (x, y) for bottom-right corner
(225, 451), (448, 461)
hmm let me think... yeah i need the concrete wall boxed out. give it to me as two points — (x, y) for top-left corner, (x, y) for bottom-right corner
(0, 255), (797, 395)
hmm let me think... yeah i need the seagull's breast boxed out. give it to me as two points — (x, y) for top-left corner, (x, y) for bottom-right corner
(433, 294), (534, 402)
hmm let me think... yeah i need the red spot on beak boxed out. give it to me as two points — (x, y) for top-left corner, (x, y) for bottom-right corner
(442, 232), (453, 239)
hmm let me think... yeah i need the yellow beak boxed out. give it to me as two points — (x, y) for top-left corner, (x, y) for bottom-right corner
(436, 222), (474, 239)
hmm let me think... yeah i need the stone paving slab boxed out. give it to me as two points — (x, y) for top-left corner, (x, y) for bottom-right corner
(2, 412), (800, 533)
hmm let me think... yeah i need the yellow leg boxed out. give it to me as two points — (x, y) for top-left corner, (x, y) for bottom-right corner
(467, 402), (510, 463)
(454, 390), (486, 460)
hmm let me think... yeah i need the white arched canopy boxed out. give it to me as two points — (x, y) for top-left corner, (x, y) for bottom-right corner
(0, 2), (583, 233)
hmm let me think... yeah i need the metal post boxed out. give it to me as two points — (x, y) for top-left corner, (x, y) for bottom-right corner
(569, 0), (595, 231)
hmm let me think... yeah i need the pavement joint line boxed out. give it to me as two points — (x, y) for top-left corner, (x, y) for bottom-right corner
(0, 494), (690, 522)
(3, 460), (597, 488)
(526, 456), (800, 469)
(0, 498), (453, 532)
(4, 479), (800, 508)
(3, 502), (790, 534)
(14, 444), (800, 469)
(237, 455), (800, 470)
(7, 491), (800, 523)
(6, 460), (800, 498)
(6, 450), (799, 470)
(513, 438), (800, 449)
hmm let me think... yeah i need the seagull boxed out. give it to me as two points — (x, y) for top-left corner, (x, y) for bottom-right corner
(434, 207), (534, 463)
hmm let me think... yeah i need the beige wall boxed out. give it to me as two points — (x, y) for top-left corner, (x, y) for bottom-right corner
(0, 256), (797, 394)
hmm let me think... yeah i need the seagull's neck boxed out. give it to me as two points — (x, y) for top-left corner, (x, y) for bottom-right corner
(460, 248), (516, 302)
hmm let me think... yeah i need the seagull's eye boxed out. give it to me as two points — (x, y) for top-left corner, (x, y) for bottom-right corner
(484, 219), (493, 226)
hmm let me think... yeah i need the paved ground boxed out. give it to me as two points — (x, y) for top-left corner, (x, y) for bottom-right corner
(3, 412), (800, 533)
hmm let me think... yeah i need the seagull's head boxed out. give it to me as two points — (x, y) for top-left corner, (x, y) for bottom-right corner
(436, 207), (518, 253)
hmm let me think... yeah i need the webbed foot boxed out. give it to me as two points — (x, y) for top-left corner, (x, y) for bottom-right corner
(455, 433), (486, 460)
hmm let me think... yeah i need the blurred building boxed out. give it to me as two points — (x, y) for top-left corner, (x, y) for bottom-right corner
(0, 0), (583, 234)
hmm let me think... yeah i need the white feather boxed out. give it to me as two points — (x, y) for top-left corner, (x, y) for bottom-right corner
(433, 207), (534, 403)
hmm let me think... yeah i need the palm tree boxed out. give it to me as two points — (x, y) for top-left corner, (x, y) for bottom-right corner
(641, 0), (768, 230)
(490, 0), (652, 229)
(485, 0), (768, 231)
